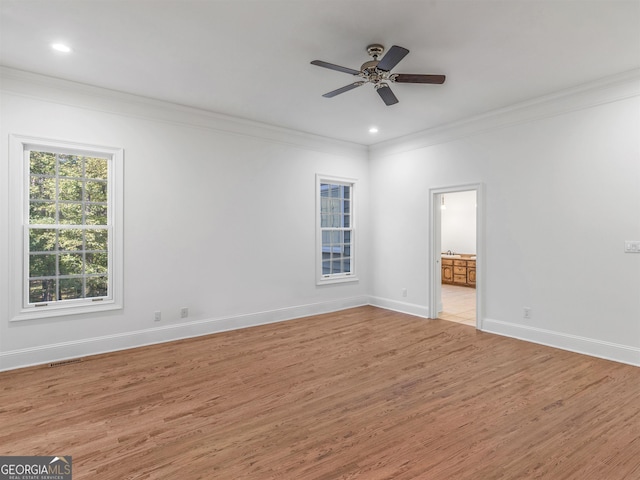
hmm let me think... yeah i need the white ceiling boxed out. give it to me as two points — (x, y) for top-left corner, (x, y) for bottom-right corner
(1, 0), (639, 145)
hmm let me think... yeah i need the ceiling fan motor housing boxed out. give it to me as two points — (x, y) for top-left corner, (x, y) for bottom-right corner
(360, 59), (383, 83)
(362, 44), (388, 85)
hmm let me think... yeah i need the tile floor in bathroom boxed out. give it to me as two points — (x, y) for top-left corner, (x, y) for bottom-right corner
(439, 284), (476, 327)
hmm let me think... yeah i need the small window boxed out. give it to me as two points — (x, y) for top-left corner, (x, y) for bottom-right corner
(10, 135), (123, 320)
(316, 175), (357, 285)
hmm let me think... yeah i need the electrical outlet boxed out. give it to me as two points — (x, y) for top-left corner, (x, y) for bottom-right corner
(154, 311), (161, 322)
(180, 307), (189, 319)
(523, 307), (532, 319)
(401, 288), (407, 298)
(624, 241), (640, 253)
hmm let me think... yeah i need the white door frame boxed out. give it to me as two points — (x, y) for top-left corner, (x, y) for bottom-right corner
(428, 183), (485, 329)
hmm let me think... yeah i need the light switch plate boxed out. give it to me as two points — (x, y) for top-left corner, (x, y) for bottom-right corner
(624, 241), (640, 253)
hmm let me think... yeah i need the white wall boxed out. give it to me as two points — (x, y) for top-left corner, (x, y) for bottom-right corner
(0, 69), (370, 370)
(2, 68), (639, 369)
(370, 72), (640, 365)
(441, 191), (477, 255)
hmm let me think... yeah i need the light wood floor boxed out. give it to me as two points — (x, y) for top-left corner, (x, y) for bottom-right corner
(1, 306), (639, 479)
(440, 284), (476, 327)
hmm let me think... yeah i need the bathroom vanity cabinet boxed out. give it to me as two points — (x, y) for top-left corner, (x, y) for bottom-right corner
(441, 256), (476, 288)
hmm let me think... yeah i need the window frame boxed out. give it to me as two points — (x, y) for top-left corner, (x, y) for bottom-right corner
(9, 135), (124, 321)
(316, 174), (358, 285)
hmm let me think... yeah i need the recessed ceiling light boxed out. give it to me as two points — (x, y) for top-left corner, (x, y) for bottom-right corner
(369, 127), (379, 134)
(51, 43), (72, 53)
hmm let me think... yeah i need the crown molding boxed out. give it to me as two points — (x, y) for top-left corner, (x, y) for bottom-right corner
(369, 68), (640, 158)
(2, 66), (638, 161)
(0, 66), (367, 159)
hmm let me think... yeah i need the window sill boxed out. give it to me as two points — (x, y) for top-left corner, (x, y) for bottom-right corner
(11, 300), (122, 322)
(316, 275), (359, 286)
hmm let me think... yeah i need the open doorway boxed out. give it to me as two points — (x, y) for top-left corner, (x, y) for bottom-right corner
(440, 191), (476, 326)
(429, 184), (484, 329)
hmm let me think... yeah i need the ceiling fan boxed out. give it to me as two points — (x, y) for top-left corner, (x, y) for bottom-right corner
(311, 44), (446, 106)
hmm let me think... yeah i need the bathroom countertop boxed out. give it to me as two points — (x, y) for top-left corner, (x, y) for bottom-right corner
(441, 254), (476, 260)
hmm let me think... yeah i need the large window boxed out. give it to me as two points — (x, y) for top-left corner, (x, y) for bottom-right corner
(10, 136), (123, 320)
(316, 175), (357, 284)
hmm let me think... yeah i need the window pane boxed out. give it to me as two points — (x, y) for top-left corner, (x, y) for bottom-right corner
(29, 279), (56, 303)
(332, 259), (342, 274)
(59, 178), (83, 201)
(58, 154), (82, 178)
(30, 176), (56, 200)
(59, 229), (83, 251)
(59, 203), (83, 224)
(30, 229), (57, 252)
(85, 157), (108, 180)
(86, 276), (108, 297)
(85, 229), (108, 251)
(30, 151), (56, 175)
(86, 252), (108, 274)
(30, 254), (56, 277)
(320, 197), (330, 214)
(322, 260), (331, 275)
(59, 253), (84, 275)
(85, 204), (108, 225)
(344, 231), (351, 243)
(343, 214), (350, 228)
(59, 278), (83, 300)
(85, 180), (107, 202)
(30, 201), (56, 224)
(343, 186), (350, 199)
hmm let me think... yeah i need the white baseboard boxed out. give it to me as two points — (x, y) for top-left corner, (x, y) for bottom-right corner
(4, 300), (637, 372)
(0, 296), (369, 372)
(368, 297), (430, 318)
(482, 318), (640, 367)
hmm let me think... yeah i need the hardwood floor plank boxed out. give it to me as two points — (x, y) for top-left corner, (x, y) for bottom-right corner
(1, 306), (638, 479)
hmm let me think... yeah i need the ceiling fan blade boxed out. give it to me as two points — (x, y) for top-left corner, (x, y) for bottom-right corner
(376, 85), (399, 106)
(394, 74), (446, 84)
(376, 45), (409, 72)
(311, 60), (361, 76)
(322, 82), (364, 98)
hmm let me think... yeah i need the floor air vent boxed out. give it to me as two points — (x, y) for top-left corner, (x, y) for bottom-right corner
(49, 358), (83, 368)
